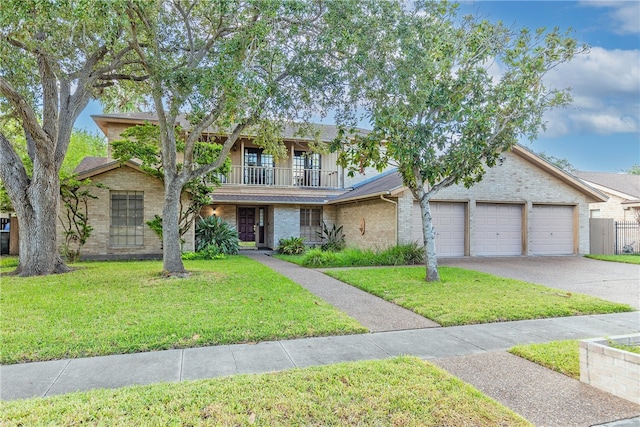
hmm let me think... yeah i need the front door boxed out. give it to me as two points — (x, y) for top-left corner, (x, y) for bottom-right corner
(238, 207), (255, 242)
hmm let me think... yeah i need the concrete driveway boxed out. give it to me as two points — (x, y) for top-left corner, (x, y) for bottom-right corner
(438, 256), (640, 310)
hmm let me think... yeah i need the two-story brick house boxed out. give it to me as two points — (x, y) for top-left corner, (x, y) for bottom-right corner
(68, 112), (606, 259)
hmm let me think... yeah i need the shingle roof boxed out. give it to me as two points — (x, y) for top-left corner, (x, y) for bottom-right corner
(574, 171), (640, 200)
(330, 169), (404, 203)
(74, 156), (110, 174)
(91, 112), (367, 142)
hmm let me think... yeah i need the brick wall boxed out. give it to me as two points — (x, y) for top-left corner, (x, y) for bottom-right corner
(589, 191), (639, 222)
(580, 335), (640, 405)
(336, 198), (396, 250)
(58, 165), (195, 258)
(409, 151), (592, 254)
(273, 205), (300, 247)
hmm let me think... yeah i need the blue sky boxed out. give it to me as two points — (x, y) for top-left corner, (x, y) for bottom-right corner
(76, 0), (640, 173)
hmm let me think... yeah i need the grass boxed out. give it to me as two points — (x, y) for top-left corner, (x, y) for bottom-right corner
(0, 357), (532, 426)
(509, 340), (580, 379)
(608, 341), (640, 354)
(0, 257), (365, 364)
(585, 254), (640, 264)
(325, 267), (633, 326)
(0, 255), (18, 268)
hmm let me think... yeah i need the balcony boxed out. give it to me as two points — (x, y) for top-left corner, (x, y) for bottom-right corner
(215, 165), (340, 188)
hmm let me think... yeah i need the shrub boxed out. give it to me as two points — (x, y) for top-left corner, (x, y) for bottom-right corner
(195, 215), (240, 255)
(317, 222), (345, 252)
(277, 237), (306, 255)
(182, 244), (226, 260)
(299, 244), (424, 268)
(302, 248), (339, 267)
(339, 247), (378, 266)
(380, 243), (424, 265)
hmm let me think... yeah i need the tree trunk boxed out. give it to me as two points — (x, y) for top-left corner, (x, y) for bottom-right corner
(12, 170), (70, 276)
(162, 179), (187, 276)
(413, 180), (440, 282)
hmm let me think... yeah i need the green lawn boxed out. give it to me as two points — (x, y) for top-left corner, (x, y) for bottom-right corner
(0, 257), (365, 364)
(0, 357), (532, 426)
(585, 254), (640, 264)
(509, 340), (580, 379)
(325, 267), (633, 326)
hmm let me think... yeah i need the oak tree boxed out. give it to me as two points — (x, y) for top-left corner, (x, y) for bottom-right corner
(122, 0), (355, 275)
(0, 0), (143, 276)
(334, 2), (584, 281)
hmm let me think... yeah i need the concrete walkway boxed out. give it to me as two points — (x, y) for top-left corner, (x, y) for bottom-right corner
(243, 252), (438, 331)
(2, 253), (640, 426)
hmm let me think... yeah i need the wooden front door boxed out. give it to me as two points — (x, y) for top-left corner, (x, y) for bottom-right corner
(238, 207), (256, 242)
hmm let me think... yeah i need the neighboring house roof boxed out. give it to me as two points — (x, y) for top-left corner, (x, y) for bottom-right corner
(92, 112), (367, 142)
(574, 171), (640, 205)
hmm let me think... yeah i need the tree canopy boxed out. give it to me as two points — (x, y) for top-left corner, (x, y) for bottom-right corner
(117, 0), (358, 275)
(333, 1), (584, 281)
(0, 0), (143, 275)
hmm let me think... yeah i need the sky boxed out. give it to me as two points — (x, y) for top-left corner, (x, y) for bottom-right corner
(76, 0), (640, 173)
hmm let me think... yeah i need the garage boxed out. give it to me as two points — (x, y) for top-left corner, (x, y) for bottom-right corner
(530, 205), (574, 255)
(474, 203), (522, 256)
(412, 202), (465, 257)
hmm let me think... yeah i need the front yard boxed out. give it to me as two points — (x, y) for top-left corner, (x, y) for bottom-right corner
(325, 266), (633, 326)
(0, 257), (365, 364)
(0, 356), (531, 426)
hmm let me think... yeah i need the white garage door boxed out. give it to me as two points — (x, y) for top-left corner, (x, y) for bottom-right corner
(530, 205), (574, 255)
(412, 202), (465, 257)
(474, 203), (522, 256)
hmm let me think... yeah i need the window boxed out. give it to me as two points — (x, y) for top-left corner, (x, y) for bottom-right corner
(300, 207), (322, 243)
(590, 209), (601, 218)
(293, 151), (321, 187)
(110, 191), (144, 246)
(244, 148), (275, 184)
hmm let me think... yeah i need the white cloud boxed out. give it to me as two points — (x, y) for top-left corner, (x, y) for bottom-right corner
(570, 111), (639, 134)
(540, 46), (640, 137)
(547, 47), (640, 97)
(580, 1), (640, 35)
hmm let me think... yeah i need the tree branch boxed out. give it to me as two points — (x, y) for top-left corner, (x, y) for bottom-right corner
(0, 77), (51, 153)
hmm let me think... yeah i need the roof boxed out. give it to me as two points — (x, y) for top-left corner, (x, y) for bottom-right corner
(574, 171), (640, 201)
(329, 169), (404, 203)
(74, 157), (146, 180)
(74, 156), (110, 174)
(91, 112), (367, 142)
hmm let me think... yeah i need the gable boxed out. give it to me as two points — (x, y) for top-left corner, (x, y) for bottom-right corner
(433, 150), (603, 204)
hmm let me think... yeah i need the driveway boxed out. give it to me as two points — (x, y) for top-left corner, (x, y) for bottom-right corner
(438, 256), (640, 310)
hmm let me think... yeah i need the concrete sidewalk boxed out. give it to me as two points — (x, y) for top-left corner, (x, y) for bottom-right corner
(2, 313), (639, 425)
(2, 312), (638, 396)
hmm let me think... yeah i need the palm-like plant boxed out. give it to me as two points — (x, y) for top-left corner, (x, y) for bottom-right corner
(195, 215), (240, 255)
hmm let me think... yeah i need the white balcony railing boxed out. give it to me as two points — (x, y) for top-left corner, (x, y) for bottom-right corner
(215, 165), (339, 188)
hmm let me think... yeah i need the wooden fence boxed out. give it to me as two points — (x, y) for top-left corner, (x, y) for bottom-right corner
(590, 218), (640, 255)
